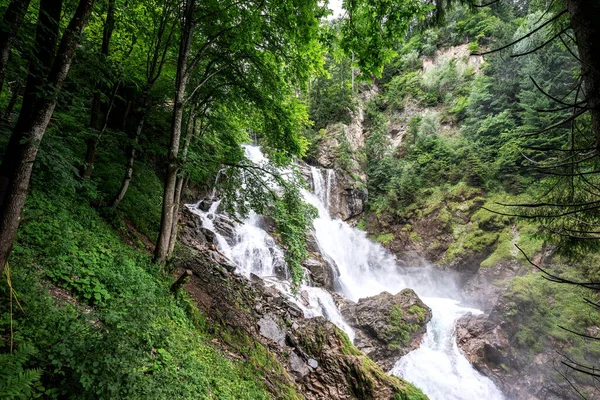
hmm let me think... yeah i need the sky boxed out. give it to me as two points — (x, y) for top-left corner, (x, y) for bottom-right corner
(327, 0), (344, 20)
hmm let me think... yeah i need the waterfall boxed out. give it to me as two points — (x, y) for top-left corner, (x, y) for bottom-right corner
(191, 145), (504, 400)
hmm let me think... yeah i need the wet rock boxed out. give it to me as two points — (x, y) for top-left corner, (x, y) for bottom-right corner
(455, 306), (583, 400)
(200, 227), (215, 243)
(197, 199), (212, 211)
(303, 256), (337, 290)
(342, 289), (432, 371)
(455, 313), (510, 377)
(213, 214), (237, 244)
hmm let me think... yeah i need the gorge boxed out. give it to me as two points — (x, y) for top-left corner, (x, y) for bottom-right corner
(189, 144), (505, 400)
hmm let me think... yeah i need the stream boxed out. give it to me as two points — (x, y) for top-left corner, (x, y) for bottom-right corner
(189, 145), (505, 400)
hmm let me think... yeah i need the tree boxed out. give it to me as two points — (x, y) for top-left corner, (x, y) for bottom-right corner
(339, 0), (431, 78)
(154, 0), (325, 262)
(0, 0), (31, 95)
(0, 0), (96, 270)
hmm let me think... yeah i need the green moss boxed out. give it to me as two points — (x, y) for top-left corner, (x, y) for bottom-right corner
(356, 219), (367, 231)
(377, 233), (395, 245)
(503, 268), (600, 365)
(386, 306), (420, 350)
(334, 327), (363, 356)
(408, 305), (427, 323)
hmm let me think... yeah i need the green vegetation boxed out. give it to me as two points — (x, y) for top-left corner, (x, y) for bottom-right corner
(504, 265), (600, 367)
(386, 305), (420, 350)
(376, 233), (395, 245)
(1, 180), (283, 398)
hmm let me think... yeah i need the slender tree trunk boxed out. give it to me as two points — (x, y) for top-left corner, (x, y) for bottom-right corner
(166, 110), (196, 256)
(83, 0), (116, 179)
(566, 0), (600, 150)
(0, 0), (95, 270)
(121, 100), (131, 131)
(111, 114), (144, 208)
(0, 0), (32, 94)
(167, 176), (188, 256)
(155, 0), (195, 263)
(83, 80), (119, 179)
(2, 79), (22, 120)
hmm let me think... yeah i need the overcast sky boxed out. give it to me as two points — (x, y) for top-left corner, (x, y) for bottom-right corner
(327, 0), (344, 20)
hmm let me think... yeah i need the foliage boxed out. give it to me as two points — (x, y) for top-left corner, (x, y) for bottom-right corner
(2, 185), (277, 399)
(272, 184), (318, 287)
(339, 0), (432, 77)
(0, 345), (43, 399)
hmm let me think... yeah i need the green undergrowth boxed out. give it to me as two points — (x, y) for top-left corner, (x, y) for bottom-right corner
(0, 185), (282, 399)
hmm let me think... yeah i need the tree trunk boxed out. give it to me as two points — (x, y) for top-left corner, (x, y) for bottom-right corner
(111, 115), (144, 208)
(154, 0), (195, 263)
(166, 109), (196, 257)
(2, 79), (22, 120)
(567, 0), (600, 150)
(0, 0), (32, 94)
(167, 175), (187, 257)
(83, 0), (116, 179)
(0, 0), (95, 271)
(0, 0), (62, 208)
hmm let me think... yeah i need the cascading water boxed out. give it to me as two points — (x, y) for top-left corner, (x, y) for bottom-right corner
(191, 145), (504, 400)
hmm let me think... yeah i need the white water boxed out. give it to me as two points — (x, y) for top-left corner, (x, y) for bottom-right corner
(191, 145), (504, 400)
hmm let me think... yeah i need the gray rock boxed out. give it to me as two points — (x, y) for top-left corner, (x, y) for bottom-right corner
(343, 289), (432, 371)
(307, 358), (318, 369)
(289, 351), (310, 379)
(257, 315), (286, 346)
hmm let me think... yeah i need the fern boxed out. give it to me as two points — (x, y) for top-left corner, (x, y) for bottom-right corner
(0, 345), (43, 399)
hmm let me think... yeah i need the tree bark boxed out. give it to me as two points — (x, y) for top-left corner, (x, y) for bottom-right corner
(0, 0), (95, 271)
(111, 115), (144, 208)
(0, 0), (62, 208)
(83, 0), (116, 179)
(0, 0), (32, 94)
(154, 0), (195, 263)
(2, 79), (22, 120)
(567, 0), (600, 151)
(166, 108), (196, 257)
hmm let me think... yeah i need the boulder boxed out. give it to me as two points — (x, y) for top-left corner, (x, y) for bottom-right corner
(292, 317), (426, 400)
(341, 289), (432, 371)
(302, 255), (338, 290)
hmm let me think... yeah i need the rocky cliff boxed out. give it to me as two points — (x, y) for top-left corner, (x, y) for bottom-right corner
(176, 208), (428, 399)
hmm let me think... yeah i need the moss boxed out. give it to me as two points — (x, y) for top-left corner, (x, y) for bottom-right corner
(480, 228), (514, 268)
(334, 327), (363, 356)
(356, 219), (367, 231)
(480, 221), (544, 268)
(408, 305), (427, 323)
(409, 231), (423, 243)
(503, 268), (600, 365)
(386, 305), (420, 350)
(300, 325), (327, 356)
(377, 233), (395, 245)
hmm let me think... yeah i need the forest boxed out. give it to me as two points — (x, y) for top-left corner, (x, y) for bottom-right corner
(0, 0), (599, 399)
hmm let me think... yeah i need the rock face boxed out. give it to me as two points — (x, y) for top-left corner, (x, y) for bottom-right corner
(174, 211), (426, 400)
(340, 289), (432, 371)
(293, 317), (425, 400)
(455, 308), (585, 400)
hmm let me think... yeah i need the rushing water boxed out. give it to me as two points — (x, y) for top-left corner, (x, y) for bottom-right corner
(190, 145), (504, 400)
